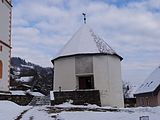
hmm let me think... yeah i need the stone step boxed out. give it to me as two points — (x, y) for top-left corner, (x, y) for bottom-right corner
(29, 96), (50, 106)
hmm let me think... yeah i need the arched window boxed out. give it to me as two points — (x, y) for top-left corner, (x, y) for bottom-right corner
(0, 60), (2, 79)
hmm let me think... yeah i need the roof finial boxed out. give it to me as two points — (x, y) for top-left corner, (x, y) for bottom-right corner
(82, 13), (86, 24)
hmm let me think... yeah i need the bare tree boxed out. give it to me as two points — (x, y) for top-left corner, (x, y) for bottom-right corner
(123, 81), (132, 98)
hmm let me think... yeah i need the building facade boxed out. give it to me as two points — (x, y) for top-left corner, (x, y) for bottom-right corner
(134, 66), (160, 107)
(0, 0), (12, 93)
(52, 24), (124, 107)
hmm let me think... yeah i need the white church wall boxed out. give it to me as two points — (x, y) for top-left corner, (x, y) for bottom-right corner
(93, 55), (110, 106)
(54, 55), (124, 107)
(54, 57), (76, 91)
(0, 45), (10, 91)
(0, 0), (11, 92)
(107, 55), (124, 107)
(93, 55), (110, 90)
(93, 55), (124, 107)
(75, 55), (93, 74)
(0, 1), (11, 45)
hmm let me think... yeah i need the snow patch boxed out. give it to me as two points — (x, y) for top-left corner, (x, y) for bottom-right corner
(58, 106), (160, 120)
(10, 90), (26, 95)
(26, 90), (44, 96)
(21, 64), (34, 69)
(0, 101), (160, 120)
(16, 76), (33, 82)
(55, 102), (100, 109)
(21, 106), (52, 120)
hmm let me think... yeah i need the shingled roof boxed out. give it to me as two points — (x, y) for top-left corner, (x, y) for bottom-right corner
(53, 24), (122, 61)
(135, 66), (160, 96)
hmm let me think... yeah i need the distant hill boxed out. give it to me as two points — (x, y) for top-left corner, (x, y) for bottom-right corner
(10, 57), (53, 95)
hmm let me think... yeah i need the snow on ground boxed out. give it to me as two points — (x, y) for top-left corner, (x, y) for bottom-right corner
(58, 109), (159, 120)
(0, 101), (160, 120)
(53, 103), (160, 120)
(55, 102), (114, 110)
(0, 101), (30, 120)
(55, 102), (100, 108)
(21, 106), (52, 120)
(10, 90), (45, 96)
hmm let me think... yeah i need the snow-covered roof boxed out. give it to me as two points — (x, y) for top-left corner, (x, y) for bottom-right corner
(26, 90), (44, 96)
(53, 24), (122, 60)
(10, 90), (26, 95)
(28, 92), (45, 96)
(16, 76), (33, 82)
(135, 66), (160, 95)
(21, 64), (34, 69)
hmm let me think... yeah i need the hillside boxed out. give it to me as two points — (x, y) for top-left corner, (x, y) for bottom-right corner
(10, 57), (53, 95)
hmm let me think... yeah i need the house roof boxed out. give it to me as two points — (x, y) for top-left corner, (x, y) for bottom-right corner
(135, 66), (160, 95)
(53, 24), (122, 61)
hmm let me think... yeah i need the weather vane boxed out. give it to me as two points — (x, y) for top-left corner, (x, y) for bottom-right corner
(82, 13), (86, 24)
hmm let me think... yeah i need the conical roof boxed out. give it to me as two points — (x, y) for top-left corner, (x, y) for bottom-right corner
(53, 24), (122, 61)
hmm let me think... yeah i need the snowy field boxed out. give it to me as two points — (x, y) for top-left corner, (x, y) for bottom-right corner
(0, 101), (160, 120)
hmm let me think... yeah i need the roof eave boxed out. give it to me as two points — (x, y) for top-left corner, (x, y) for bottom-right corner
(134, 84), (160, 97)
(113, 53), (123, 61)
(51, 53), (123, 64)
(5, 0), (12, 7)
(134, 91), (154, 97)
(2, 0), (12, 7)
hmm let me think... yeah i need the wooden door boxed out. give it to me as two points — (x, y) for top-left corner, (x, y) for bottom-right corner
(78, 76), (94, 89)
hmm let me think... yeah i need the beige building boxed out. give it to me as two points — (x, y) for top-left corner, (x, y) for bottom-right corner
(134, 66), (160, 107)
(0, 0), (12, 93)
(52, 24), (124, 107)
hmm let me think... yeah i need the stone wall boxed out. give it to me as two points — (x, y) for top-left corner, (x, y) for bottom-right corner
(0, 94), (33, 105)
(52, 90), (101, 106)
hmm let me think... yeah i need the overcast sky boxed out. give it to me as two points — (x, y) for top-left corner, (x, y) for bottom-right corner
(12, 0), (160, 86)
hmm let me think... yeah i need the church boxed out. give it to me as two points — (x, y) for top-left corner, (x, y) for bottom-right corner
(0, 0), (12, 93)
(51, 16), (124, 107)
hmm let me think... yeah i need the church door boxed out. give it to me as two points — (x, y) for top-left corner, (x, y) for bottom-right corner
(78, 75), (94, 89)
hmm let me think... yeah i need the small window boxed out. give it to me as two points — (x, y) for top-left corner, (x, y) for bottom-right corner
(0, 60), (2, 79)
(78, 75), (94, 89)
